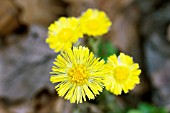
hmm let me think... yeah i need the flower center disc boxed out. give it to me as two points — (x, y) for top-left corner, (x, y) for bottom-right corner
(58, 28), (73, 41)
(114, 66), (129, 82)
(68, 65), (88, 85)
(87, 19), (99, 30)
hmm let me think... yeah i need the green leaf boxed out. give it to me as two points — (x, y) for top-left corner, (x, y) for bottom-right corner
(98, 39), (118, 61)
(138, 103), (168, 113)
(87, 37), (101, 56)
(127, 109), (142, 113)
(127, 103), (168, 113)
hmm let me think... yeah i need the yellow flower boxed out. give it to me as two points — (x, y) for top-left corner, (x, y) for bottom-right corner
(80, 8), (112, 36)
(50, 46), (106, 103)
(104, 53), (141, 95)
(46, 17), (83, 52)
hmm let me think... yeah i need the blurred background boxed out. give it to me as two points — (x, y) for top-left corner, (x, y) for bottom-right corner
(0, 0), (170, 113)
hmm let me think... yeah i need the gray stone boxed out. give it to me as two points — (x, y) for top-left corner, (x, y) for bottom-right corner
(151, 60), (170, 107)
(142, 0), (170, 108)
(0, 25), (56, 100)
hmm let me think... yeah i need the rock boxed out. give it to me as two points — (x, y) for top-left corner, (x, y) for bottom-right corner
(142, 0), (170, 108)
(64, 0), (134, 17)
(109, 9), (141, 63)
(151, 60), (170, 109)
(142, 1), (170, 74)
(53, 97), (73, 113)
(144, 32), (170, 108)
(13, 0), (66, 26)
(0, 88), (73, 113)
(144, 33), (170, 73)
(0, 0), (19, 36)
(0, 25), (56, 100)
(0, 98), (8, 113)
(8, 101), (33, 113)
(73, 103), (103, 113)
(167, 25), (170, 42)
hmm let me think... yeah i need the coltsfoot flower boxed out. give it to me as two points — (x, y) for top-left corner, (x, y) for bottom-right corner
(46, 17), (83, 52)
(104, 53), (141, 95)
(80, 8), (112, 36)
(50, 46), (106, 103)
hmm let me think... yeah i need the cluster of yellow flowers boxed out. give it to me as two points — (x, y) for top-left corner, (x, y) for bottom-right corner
(46, 8), (112, 52)
(46, 9), (141, 104)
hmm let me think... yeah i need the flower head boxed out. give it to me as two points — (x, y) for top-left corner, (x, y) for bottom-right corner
(80, 8), (112, 36)
(50, 46), (106, 103)
(46, 17), (83, 52)
(104, 53), (141, 95)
